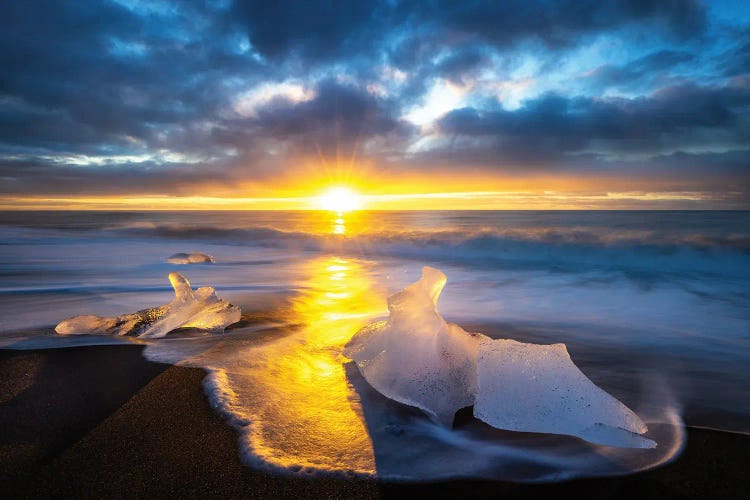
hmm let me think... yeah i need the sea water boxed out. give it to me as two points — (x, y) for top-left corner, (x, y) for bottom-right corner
(0, 210), (747, 480)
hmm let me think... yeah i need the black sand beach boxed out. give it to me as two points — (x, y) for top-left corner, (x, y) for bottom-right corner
(1, 345), (748, 499)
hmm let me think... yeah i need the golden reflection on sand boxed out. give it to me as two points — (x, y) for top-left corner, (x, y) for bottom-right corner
(243, 255), (386, 474)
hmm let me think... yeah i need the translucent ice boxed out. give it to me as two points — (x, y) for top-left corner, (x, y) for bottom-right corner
(167, 252), (215, 264)
(345, 267), (483, 425)
(345, 266), (653, 448)
(475, 339), (654, 448)
(55, 272), (240, 338)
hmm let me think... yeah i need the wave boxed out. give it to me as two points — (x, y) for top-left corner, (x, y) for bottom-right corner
(105, 219), (750, 248)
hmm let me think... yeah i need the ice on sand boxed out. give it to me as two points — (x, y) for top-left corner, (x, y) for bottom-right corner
(475, 339), (654, 448)
(345, 267), (481, 425)
(345, 266), (654, 448)
(55, 272), (240, 338)
(167, 252), (215, 264)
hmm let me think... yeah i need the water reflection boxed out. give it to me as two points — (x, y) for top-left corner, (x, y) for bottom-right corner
(225, 255), (386, 473)
(332, 211), (346, 234)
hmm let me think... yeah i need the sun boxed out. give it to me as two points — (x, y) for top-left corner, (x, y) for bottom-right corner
(317, 187), (362, 212)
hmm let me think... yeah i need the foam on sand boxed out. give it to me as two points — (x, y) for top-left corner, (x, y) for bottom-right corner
(55, 272), (240, 338)
(346, 266), (654, 448)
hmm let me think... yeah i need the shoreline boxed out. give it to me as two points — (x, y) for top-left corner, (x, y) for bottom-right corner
(1, 345), (748, 498)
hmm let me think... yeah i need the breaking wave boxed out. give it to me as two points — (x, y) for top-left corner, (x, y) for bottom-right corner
(106, 222), (750, 278)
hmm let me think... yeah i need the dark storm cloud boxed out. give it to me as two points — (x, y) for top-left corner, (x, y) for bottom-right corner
(0, 0), (268, 154)
(228, 0), (707, 66)
(0, 156), (235, 196)
(251, 80), (407, 140)
(432, 48), (490, 85)
(385, 0), (707, 70)
(0, 0), (747, 204)
(418, 0), (706, 44)
(228, 1), (384, 64)
(436, 83), (750, 162)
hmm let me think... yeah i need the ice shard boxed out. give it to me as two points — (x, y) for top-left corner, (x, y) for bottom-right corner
(475, 339), (654, 448)
(345, 267), (483, 425)
(55, 272), (240, 338)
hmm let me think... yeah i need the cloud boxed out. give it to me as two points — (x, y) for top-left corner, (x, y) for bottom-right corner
(233, 82), (317, 118)
(0, 0), (747, 207)
(250, 79), (407, 140)
(436, 83), (750, 162)
(717, 26), (750, 78)
(228, 1), (384, 64)
(583, 50), (695, 90)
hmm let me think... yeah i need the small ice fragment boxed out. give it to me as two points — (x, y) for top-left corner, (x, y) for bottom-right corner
(52, 315), (125, 335)
(167, 252), (215, 264)
(474, 339), (655, 448)
(55, 272), (240, 338)
(346, 266), (653, 448)
(345, 266), (484, 425)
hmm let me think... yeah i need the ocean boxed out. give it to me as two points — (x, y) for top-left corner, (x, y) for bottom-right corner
(0, 210), (748, 481)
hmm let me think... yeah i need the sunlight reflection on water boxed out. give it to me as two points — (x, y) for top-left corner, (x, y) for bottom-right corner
(247, 256), (384, 472)
(144, 255), (388, 474)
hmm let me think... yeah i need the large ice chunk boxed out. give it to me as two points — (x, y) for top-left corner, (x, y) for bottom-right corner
(345, 266), (654, 448)
(475, 339), (654, 448)
(55, 272), (240, 338)
(345, 267), (484, 425)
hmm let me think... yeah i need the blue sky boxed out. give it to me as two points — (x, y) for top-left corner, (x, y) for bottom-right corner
(0, 0), (748, 208)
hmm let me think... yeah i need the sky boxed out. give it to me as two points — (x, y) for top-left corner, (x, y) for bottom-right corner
(0, 0), (749, 210)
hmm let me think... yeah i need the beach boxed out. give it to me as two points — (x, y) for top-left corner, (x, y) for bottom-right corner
(2, 0), (749, 494)
(1, 344), (747, 499)
(1, 210), (748, 493)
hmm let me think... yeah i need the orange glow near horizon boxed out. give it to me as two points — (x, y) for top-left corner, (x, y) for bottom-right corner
(0, 170), (725, 211)
(0, 188), (719, 211)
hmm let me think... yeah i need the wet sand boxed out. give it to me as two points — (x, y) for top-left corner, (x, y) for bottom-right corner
(0, 345), (747, 499)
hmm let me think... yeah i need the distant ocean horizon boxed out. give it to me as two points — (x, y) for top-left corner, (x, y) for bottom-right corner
(1, 209), (748, 480)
